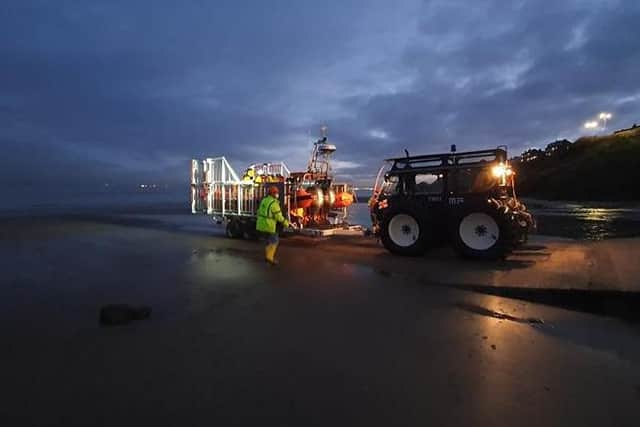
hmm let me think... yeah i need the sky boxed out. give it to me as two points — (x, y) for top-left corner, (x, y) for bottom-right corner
(2, 0), (639, 193)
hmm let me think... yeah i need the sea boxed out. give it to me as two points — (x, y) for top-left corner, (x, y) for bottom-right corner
(2, 189), (639, 241)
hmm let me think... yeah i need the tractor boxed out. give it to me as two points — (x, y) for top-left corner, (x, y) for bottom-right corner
(369, 147), (535, 259)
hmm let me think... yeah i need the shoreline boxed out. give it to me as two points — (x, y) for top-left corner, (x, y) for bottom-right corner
(5, 207), (640, 241)
(4, 213), (640, 290)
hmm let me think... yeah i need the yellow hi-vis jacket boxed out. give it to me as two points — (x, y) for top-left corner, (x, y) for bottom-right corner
(256, 195), (289, 234)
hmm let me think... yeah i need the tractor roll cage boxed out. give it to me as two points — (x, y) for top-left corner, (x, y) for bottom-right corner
(386, 148), (507, 174)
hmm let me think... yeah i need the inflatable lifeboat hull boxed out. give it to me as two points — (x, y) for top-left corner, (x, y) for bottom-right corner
(333, 192), (354, 208)
(290, 189), (314, 209)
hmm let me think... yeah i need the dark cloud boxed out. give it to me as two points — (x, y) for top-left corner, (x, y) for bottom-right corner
(344, 0), (640, 166)
(1, 0), (639, 193)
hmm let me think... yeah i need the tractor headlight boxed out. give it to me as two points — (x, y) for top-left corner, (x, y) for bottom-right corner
(491, 163), (514, 180)
(492, 164), (506, 178)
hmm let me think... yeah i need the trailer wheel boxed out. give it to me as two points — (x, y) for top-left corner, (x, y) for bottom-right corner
(241, 220), (258, 240)
(225, 219), (242, 239)
(452, 209), (508, 259)
(381, 207), (426, 256)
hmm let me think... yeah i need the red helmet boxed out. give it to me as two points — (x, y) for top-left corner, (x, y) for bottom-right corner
(268, 186), (279, 196)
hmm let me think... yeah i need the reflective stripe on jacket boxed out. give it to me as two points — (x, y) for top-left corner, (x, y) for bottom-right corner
(256, 195), (289, 234)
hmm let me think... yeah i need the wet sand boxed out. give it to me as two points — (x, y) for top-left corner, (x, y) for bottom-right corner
(1, 215), (640, 426)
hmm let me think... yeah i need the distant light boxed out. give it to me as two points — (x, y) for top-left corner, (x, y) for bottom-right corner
(584, 121), (599, 129)
(599, 112), (612, 120)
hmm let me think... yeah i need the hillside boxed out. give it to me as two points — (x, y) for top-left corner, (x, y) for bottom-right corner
(514, 127), (640, 201)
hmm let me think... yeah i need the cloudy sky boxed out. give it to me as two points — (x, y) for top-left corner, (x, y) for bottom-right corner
(2, 0), (639, 192)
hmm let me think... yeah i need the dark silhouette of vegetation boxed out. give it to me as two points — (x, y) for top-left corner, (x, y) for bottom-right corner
(513, 127), (640, 201)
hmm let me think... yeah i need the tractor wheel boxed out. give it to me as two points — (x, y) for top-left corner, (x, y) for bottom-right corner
(225, 219), (242, 239)
(452, 208), (509, 260)
(380, 207), (426, 256)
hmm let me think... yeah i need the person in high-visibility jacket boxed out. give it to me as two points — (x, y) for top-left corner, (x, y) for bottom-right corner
(256, 186), (290, 264)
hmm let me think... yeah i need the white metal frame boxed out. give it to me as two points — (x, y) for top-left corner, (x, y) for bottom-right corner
(191, 157), (290, 219)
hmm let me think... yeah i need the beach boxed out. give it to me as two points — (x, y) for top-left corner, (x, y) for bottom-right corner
(2, 213), (640, 426)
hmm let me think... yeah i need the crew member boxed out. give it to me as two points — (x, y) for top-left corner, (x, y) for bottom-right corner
(256, 186), (290, 265)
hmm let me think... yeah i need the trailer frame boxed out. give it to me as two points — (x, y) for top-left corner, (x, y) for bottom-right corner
(191, 156), (359, 239)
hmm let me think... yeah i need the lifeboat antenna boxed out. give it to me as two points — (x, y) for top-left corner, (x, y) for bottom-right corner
(307, 125), (336, 180)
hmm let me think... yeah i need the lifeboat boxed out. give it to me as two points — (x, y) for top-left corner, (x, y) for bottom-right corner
(290, 188), (314, 209)
(309, 187), (324, 208)
(307, 186), (324, 209)
(325, 189), (336, 207)
(333, 191), (354, 208)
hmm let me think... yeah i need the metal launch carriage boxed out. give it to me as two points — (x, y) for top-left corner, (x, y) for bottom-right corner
(190, 129), (360, 238)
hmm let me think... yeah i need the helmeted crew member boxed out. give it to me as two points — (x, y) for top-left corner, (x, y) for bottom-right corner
(256, 186), (290, 265)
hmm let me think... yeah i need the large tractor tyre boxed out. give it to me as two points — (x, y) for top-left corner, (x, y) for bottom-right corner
(451, 208), (511, 260)
(225, 219), (242, 239)
(380, 207), (427, 256)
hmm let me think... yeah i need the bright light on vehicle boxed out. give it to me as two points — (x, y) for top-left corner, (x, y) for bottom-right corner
(492, 164), (507, 178)
(313, 188), (324, 207)
(327, 189), (336, 206)
(584, 121), (599, 129)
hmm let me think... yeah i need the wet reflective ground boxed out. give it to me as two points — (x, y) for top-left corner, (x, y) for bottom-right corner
(1, 215), (640, 426)
(348, 200), (640, 240)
